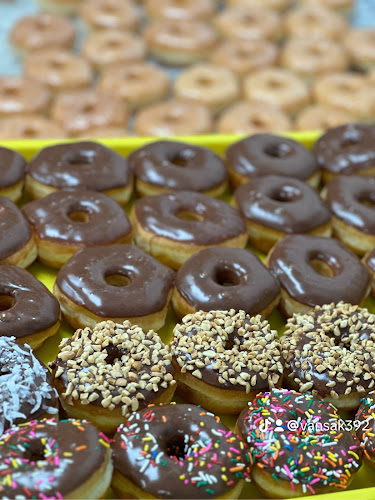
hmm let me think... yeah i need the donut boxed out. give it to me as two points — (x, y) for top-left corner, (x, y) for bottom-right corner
(170, 310), (284, 414)
(295, 105), (355, 132)
(296, 0), (354, 18)
(129, 140), (228, 197)
(26, 141), (133, 204)
(37, 0), (84, 14)
(112, 404), (251, 499)
(81, 31), (146, 71)
(214, 6), (282, 42)
(344, 29), (375, 71)
(268, 234), (371, 317)
(174, 64), (239, 115)
(363, 248), (375, 297)
(135, 100), (212, 137)
(0, 337), (58, 434)
(280, 38), (348, 82)
(243, 68), (310, 116)
(234, 175), (331, 253)
(80, 0), (140, 31)
(228, 0), (291, 10)
(0, 146), (26, 202)
(236, 388), (363, 497)
(217, 101), (291, 135)
(9, 13), (75, 56)
(226, 133), (320, 189)
(325, 175), (375, 255)
(313, 124), (375, 183)
(145, 0), (215, 21)
(0, 419), (113, 499)
(0, 115), (65, 140)
(210, 39), (278, 79)
(282, 302), (375, 410)
(98, 63), (169, 110)
(54, 244), (175, 331)
(22, 190), (133, 269)
(0, 264), (60, 349)
(144, 19), (218, 65)
(132, 191), (247, 270)
(356, 391), (375, 468)
(50, 320), (176, 433)
(0, 76), (51, 118)
(172, 247), (280, 319)
(24, 49), (93, 93)
(51, 90), (129, 137)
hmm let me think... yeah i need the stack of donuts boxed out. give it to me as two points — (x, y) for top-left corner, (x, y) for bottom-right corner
(1, 0), (374, 138)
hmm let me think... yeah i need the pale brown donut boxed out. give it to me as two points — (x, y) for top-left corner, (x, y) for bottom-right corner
(344, 29), (375, 71)
(145, 0), (215, 21)
(80, 0), (140, 31)
(0, 116), (65, 140)
(0, 77), (51, 118)
(295, 105), (355, 131)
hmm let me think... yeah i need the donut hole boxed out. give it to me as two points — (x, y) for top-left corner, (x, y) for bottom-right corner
(267, 78), (285, 89)
(50, 59), (65, 69)
(106, 39), (122, 49)
(3, 86), (18, 96)
(309, 258), (335, 277)
(169, 150), (194, 167)
(167, 436), (187, 461)
(105, 273), (131, 287)
(214, 268), (241, 287)
(81, 103), (96, 114)
(23, 126), (38, 138)
(105, 343), (126, 363)
(270, 185), (302, 202)
(264, 142), (294, 158)
(68, 210), (90, 223)
(359, 194), (375, 208)
(242, 14), (256, 25)
(26, 441), (47, 463)
(0, 295), (14, 311)
(249, 116), (267, 128)
(64, 151), (94, 165)
(196, 76), (214, 87)
(177, 210), (204, 222)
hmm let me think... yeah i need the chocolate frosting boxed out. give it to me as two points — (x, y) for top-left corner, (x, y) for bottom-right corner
(27, 141), (131, 191)
(0, 196), (33, 261)
(55, 244), (175, 317)
(113, 404), (251, 499)
(129, 140), (227, 192)
(23, 189), (132, 246)
(356, 391), (375, 460)
(268, 234), (371, 306)
(226, 133), (318, 180)
(175, 247), (280, 314)
(0, 146), (25, 188)
(134, 191), (246, 244)
(364, 248), (375, 273)
(0, 264), (60, 338)
(235, 175), (330, 233)
(313, 123), (375, 174)
(0, 419), (109, 498)
(326, 175), (375, 234)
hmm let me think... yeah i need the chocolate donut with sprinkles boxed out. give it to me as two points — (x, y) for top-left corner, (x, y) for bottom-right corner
(236, 389), (362, 498)
(0, 418), (113, 499)
(112, 403), (251, 499)
(355, 391), (375, 469)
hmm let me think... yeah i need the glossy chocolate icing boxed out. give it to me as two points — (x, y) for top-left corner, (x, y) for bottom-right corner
(0, 419), (109, 498)
(23, 189), (132, 246)
(356, 392), (375, 460)
(235, 175), (330, 233)
(27, 141), (131, 191)
(226, 133), (318, 180)
(0, 146), (25, 188)
(0, 264), (60, 338)
(364, 248), (375, 274)
(0, 196), (33, 261)
(129, 140), (227, 192)
(55, 244), (175, 317)
(175, 247), (280, 314)
(113, 404), (251, 499)
(268, 234), (371, 306)
(134, 191), (246, 244)
(313, 123), (375, 174)
(326, 175), (375, 234)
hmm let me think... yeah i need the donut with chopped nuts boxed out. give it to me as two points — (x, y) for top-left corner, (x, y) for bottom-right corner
(169, 310), (284, 414)
(112, 404), (251, 499)
(356, 391), (375, 469)
(236, 388), (362, 498)
(281, 302), (375, 410)
(50, 320), (176, 434)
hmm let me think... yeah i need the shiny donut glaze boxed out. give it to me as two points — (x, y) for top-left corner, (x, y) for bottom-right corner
(268, 234), (370, 306)
(356, 391), (375, 461)
(0, 419), (110, 498)
(313, 124), (375, 175)
(237, 389), (362, 494)
(226, 133), (318, 181)
(130, 140), (227, 193)
(27, 141), (131, 192)
(0, 196), (33, 261)
(22, 190), (132, 246)
(175, 247), (280, 314)
(134, 191), (246, 244)
(0, 147), (25, 189)
(113, 404), (251, 498)
(55, 244), (175, 318)
(326, 175), (375, 234)
(0, 337), (57, 434)
(0, 264), (60, 339)
(235, 175), (330, 233)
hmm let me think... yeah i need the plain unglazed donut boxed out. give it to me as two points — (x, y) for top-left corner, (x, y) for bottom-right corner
(145, 0), (215, 21)
(0, 76), (51, 118)
(295, 105), (355, 132)
(344, 29), (375, 71)
(0, 115), (65, 140)
(80, 0), (140, 31)
(0, 146), (26, 202)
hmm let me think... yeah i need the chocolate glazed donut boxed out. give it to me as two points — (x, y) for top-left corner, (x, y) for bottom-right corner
(267, 234), (371, 317)
(129, 140), (228, 197)
(172, 247), (280, 319)
(0, 146), (26, 202)
(226, 133), (320, 188)
(363, 248), (375, 298)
